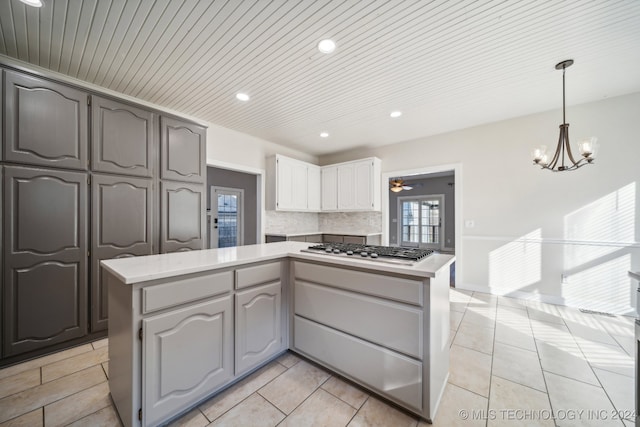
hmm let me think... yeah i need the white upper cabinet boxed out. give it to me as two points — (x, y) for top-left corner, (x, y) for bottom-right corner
(321, 166), (338, 211)
(322, 158), (381, 211)
(267, 155), (320, 211)
(267, 155), (380, 212)
(307, 165), (321, 211)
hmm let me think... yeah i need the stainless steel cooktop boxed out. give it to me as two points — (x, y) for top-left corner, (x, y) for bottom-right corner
(301, 243), (434, 265)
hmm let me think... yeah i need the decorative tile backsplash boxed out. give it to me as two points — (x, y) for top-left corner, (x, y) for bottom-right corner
(264, 211), (319, 233)
(265, 211), (382, 234)
(319, 211), (382, 233)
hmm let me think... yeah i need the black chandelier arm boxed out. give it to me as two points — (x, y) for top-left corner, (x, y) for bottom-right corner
(546, 124), (565, 170)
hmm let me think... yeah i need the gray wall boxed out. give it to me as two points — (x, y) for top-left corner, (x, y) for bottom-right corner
(388, 175), (455, 248)
(207, 167), (258, 246)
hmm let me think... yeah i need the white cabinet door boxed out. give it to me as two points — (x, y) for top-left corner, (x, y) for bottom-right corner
(307, 165), (321, 211)
(235, 282), (282, 375)
(354, 160), (373, 210)
(337, 163), (355, 210)
(143, 296), (232, 426)
(331, 158), (380, 211)
(321, 166), (337, 211)
(275, 155), (309, 211)
(276, 156), (295, 210)
(291, 161), (308, 210)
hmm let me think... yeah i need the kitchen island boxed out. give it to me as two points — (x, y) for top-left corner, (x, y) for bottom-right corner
(102, 241), (453, 426)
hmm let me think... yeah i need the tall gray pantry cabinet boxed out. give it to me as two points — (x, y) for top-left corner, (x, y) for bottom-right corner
(0, 66), (207, 365)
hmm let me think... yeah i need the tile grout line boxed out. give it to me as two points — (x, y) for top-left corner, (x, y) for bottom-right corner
(205, 359), (294, 424)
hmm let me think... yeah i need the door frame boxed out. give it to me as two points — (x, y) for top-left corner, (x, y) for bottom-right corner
(397, 194), (445, 250)
(207, 160), (264, 244)
(382, 163), (462, 284)
(211, 186), (244, 248)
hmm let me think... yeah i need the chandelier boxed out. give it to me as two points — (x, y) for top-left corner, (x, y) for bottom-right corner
(532, 59), (597, 171)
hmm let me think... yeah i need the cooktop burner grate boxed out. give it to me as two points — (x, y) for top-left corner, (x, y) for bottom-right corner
(305, 243), (434, 262)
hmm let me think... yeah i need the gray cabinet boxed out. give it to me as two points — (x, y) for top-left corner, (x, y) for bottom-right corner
(92, 96), (155, 177)
(4, 71), (88, 170)
(235, 281), (282, 375)
(3, 166), (87, 357)
(160, 117), (206, 183)
(0, 66), (207, 364)
(143, 296), (233, 427)
(160, 181), (205, 253)
(91, 174), (153, 332)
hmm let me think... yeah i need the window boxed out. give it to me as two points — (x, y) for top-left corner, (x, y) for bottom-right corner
(399, 195), (443, 249)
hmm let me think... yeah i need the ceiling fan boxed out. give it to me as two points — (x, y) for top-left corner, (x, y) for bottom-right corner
(389, 178), (413, 192)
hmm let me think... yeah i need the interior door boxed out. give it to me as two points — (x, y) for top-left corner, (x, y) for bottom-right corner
(399, 195), (444, 250)
(210, 187), (244, 248)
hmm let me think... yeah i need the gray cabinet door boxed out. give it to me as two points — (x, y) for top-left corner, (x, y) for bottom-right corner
(3, 166), (87, 357)
(235, 282), (282, 375)
(92, 96), (155, 177)
(91, 174), (153, 332)
(4, 71), (88, 170)
(160, 117), (205, 183)
(143, 296), (233, 426)
(160, 181), (205, 253)
(0, 70), (3, 161)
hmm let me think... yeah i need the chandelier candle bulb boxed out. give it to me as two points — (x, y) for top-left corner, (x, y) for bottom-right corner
(578, 137), (597, 158)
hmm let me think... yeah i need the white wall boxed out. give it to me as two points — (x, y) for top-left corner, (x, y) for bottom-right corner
(206, 123), (317, 170)
(320, 92), (640, 315)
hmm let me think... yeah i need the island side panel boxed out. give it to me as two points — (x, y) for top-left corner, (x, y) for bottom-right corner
(107, 272), (140, 427)
(423, 264), (451, 421)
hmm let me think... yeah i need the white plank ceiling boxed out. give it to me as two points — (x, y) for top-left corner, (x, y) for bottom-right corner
(1, 0), (639, 156)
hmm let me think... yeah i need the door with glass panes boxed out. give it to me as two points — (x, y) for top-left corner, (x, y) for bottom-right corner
(398, 195), (444, 249)
(211, 187), (244, 248)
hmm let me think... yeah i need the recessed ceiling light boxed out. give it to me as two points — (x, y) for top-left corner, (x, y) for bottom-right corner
(19, 0), (43, 6)
(390, 111), (402, 118)
(317, 39), (336, 54)
(236, 93), (250, 101)
(320, 132), (329, 138)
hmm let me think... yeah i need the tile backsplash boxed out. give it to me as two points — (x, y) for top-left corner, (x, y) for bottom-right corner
(319, 211), (382, 233)
(264, 211), (319, 233)
(265, 211), (382, 234)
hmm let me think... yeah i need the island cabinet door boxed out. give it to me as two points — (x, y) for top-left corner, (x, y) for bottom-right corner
(160, 181), (205, 253)
(235, 281), (282, 375)
(143, 296), (233, 427)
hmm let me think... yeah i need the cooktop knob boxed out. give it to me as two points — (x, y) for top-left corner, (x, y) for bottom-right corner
(370, 253), (379, 258)
(333, 249), (341, 254)
(325, 247), (333, 253)
(360, 251), (368, 257)
(346, 250), (354, 256)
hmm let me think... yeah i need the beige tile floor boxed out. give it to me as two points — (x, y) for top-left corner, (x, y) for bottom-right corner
(0, 289), (635, 426)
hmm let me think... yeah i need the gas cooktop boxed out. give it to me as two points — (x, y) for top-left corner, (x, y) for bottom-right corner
(301, 243), (434, 265)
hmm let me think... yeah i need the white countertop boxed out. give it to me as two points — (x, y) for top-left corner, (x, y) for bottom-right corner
(101, 241), (454, 284)
(265, 231), (382, 237)
(630, 271), (640, 282)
